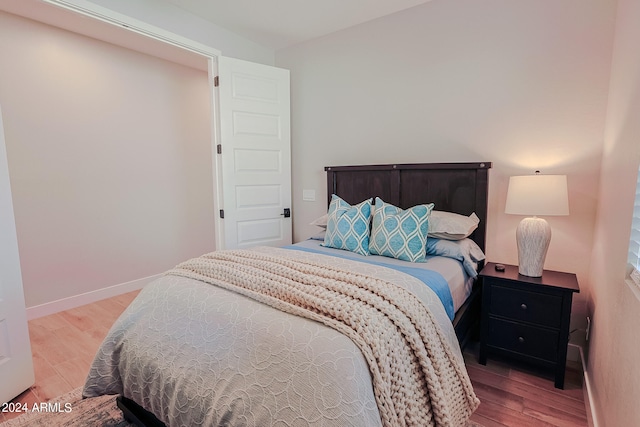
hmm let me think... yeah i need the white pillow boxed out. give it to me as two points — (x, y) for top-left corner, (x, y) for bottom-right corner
(426, 238), (485, 278)
(309, 213), (328, 228)
(428, 211), (480, 240)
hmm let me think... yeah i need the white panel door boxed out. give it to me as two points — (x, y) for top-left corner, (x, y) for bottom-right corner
(218, 57), (291, 249)
(0, 105), (35, 403)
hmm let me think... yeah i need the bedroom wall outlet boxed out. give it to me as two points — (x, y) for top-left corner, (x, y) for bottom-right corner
(586, 316), (591, 341)
(302, 189), (316, 201)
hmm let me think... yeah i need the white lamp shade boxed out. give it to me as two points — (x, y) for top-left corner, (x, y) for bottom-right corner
(505, 175), (569, 216)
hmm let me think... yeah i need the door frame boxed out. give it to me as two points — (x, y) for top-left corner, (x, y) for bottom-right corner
(40, 0), (226, 249)
(0, 102), (36, 403)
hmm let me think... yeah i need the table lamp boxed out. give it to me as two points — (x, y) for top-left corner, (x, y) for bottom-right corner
(505, 172), (569, 277)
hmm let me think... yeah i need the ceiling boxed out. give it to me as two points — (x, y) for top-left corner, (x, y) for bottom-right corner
(164, 0), (433, 50)
(0, 0), (433, 70)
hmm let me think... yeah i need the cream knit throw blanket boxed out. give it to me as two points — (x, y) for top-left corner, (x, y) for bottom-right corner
(167, 248), (480, 427)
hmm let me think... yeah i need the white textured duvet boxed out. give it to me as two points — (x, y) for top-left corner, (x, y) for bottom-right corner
(83, 247), (478, 426)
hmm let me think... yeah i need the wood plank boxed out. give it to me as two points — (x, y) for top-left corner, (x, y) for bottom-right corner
(58, 302), (115, 333)
(523, 403), (588, 427)
(28, 323), (77, 367)
(52, 357), (93, 389)
(49, 321), (101, 363)
(28, 312), (72, 332)
(474, 397), (556, 426)
(469, 412), (510, 427)
(31, 350), (58, 383)
(29, 372), (73, 403)
(470, 378), (525, 413)
(508, 366), (584, 401)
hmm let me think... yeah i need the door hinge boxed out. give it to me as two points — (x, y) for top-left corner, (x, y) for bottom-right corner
(214, 76), (219, 87)
(219, 209), (224, 219)
(217, 144), (222, 154)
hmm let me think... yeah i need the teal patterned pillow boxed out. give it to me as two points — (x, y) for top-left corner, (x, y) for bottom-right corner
(369, 197), (434, 262)
(322, 195), (372, 256)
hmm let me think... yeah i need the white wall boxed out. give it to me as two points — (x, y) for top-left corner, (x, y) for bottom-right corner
(83, 0), (275, 65)
(0, 11), (214, 308)
(276, 0), (616, 329)
(588, 0), (640, 424)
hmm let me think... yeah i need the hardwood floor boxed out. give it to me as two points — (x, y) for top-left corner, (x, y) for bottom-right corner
(1, 290), (140, 423)
(3, 291), (588, 426)
(464, 342), (588, 427)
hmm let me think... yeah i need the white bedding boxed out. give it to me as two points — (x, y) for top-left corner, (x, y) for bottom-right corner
(290, 239), (475, 313)
(83, 246), (480, 426)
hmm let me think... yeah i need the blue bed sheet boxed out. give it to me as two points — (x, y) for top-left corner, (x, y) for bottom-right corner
(284, 244), (455, 321)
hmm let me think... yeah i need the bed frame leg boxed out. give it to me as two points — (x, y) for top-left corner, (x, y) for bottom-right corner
(116, 395), (167, 427)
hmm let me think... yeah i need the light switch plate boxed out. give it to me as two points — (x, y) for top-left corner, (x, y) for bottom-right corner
(302, 189), (316, 201)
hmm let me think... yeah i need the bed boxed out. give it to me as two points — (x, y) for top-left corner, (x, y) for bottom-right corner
(322, 162), (491, 349)
(83, 162), (491, 427)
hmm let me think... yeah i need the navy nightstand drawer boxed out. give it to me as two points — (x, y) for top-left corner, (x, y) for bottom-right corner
(479, 263), (580, 389)
(488, 317), (559, 362)
(489, 285), (563, 328)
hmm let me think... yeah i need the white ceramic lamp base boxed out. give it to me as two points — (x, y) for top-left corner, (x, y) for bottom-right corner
(516, 217), (551, 277)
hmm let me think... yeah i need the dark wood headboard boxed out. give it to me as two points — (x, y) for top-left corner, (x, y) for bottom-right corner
(325, 162), (492, 251)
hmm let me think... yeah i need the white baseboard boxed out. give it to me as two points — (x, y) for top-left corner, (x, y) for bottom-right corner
(569, 342), (599, 427)
(26, 274), (162, 320)
(583, 369), (599, 427)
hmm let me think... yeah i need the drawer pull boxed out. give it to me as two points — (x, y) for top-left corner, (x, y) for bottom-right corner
(518, 336), (525, 343)
(520, 303), (528, 310)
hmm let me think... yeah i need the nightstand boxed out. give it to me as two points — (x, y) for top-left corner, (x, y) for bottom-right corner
(478, 262), (579, 389)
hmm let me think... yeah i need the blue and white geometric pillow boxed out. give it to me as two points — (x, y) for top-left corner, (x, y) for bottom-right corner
(322, 195), (373, 256)
(369, 197), (434, 262)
